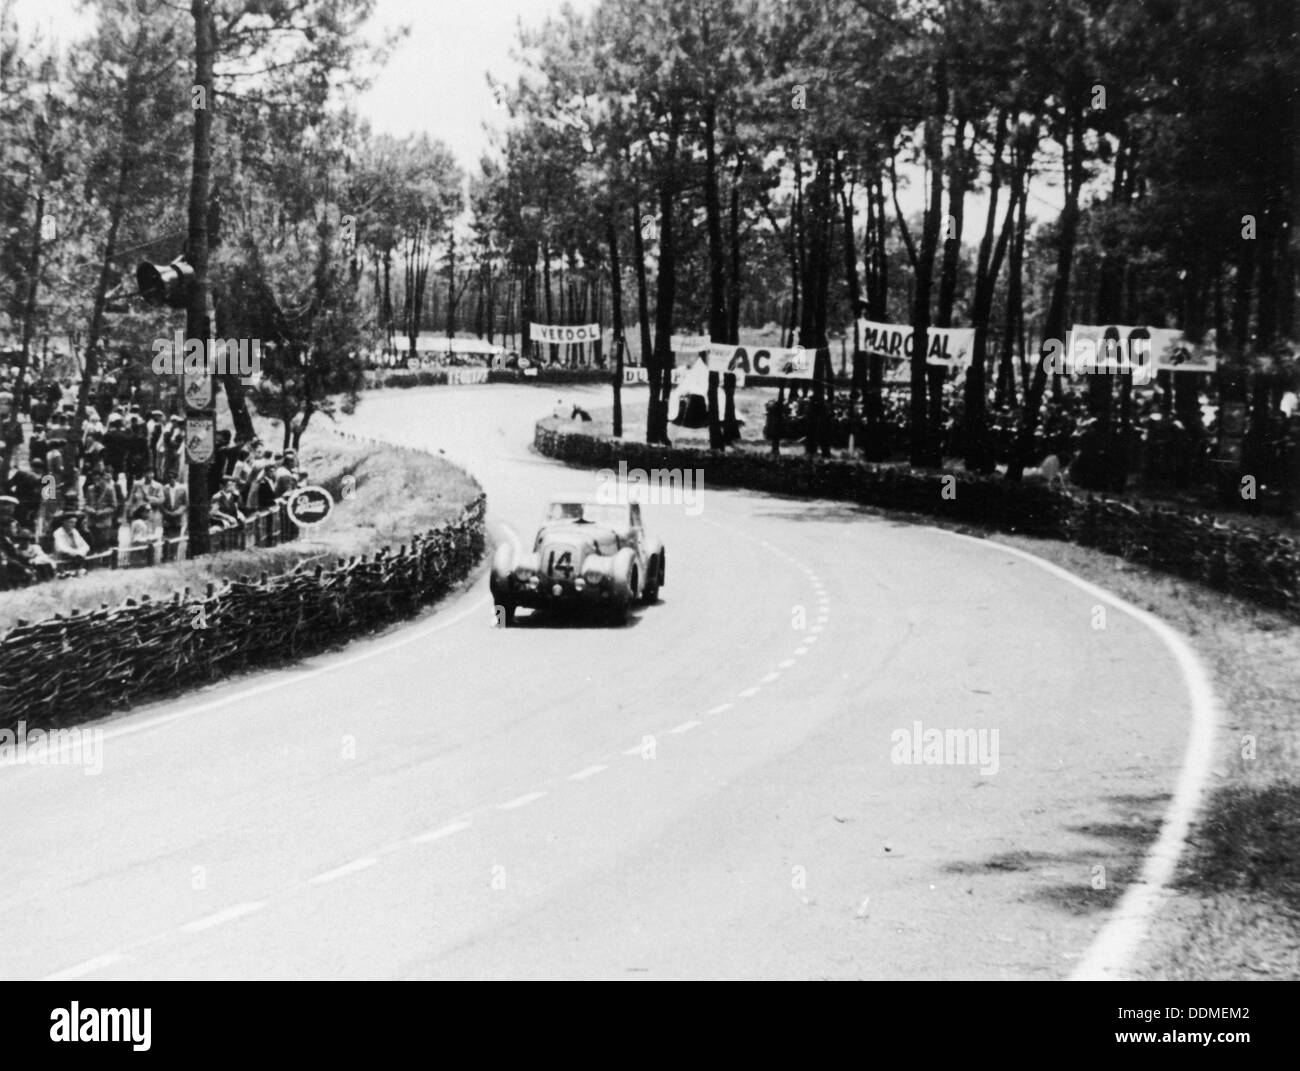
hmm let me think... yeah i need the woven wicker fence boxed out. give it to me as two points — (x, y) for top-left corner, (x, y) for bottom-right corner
(0, 495), (486, 733)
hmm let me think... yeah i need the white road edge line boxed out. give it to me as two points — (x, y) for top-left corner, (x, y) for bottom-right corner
(738, 686), (760, 698)
(498, 791), (547, 810)
(706, 703), (732, 715)
(669, 720), (700, 734)
(180, 901), (267, 933)
(43, 952), (126, 981)
(411, 820), (472, 844)
(934, 528), (1220, 982)
(309, 858), (379, 885)
(568, 764), (609, 781)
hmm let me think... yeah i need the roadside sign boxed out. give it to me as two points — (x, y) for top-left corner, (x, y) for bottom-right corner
(182, 370), (213, 410)
(286, 485), (334, 527)
(185, 413), (215, 463)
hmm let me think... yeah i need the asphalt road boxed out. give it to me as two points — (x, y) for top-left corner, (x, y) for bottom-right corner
(1, 385), (1194, 980)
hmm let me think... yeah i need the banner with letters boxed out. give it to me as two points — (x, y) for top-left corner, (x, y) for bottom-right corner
(530, 323), (600, 345)
(1065, 324), (1217, 375)
(671, 334), (712, 353)
(857, 320), (975, 383)
(706, 344), (817, 381)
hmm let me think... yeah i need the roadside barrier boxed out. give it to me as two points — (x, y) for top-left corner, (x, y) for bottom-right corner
(0, 492), (486, 733)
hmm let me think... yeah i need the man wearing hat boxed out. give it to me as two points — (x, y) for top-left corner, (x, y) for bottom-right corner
(84, 464), (122, 552)
(52, 509), (90, 568)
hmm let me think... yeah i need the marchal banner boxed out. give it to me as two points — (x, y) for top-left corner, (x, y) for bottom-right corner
(531, 323), (600, 345)
(857, 320), (975, 383)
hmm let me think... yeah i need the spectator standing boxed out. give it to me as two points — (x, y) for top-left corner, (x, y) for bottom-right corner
(102, 414), (129, 478)
(28, 425), (48, 468)
(138, 470), (165, 529)
(210, 478), (244, 529)
(125, 416), (150, 490)
(8, 461), (43, 531)
(83, 465), (121, 552)
(160, 473), (188, 541)
(162, 415), (185, 482)
(273, 450), (298, 497)
(245, 461), (276, 514)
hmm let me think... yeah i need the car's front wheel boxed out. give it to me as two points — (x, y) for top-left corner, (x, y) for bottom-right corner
(641, 554), (661, 604)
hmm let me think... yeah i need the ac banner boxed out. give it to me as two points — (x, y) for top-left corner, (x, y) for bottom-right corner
(530, 323), (600, 345)
(1062, 324), (1217, 377)
(706, 344), (818, 380)
(857, 320), (975, 383)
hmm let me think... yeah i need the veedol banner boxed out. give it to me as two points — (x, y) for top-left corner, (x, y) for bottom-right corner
(858, 320), (975, 382)
(671, 334), (712, 353)
(1064, 324), (1217, 376)
(531, 323), (600, 345)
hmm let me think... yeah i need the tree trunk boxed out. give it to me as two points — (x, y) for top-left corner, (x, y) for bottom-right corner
(185, 0), (215, 555)
(1008, 97), (1086, 481)
(910, 59), (947, 468)
(607, 216), (624, 438)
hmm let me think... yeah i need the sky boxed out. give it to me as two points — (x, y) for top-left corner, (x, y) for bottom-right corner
(6, 0), (586, 174)
(7, 0), (1061, 226)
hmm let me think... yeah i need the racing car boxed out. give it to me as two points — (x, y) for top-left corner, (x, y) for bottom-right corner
(490, 494), (665, 626)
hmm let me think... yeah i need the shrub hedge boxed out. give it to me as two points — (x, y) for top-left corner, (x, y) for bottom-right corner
(535, 419), (1300, 621)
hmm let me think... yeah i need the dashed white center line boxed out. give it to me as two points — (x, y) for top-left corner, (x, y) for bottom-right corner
(180, 901), (266, 933)
(761, 672), (781, 683)
(309, 858), (378, 885)
(707, 703), (732, 715)
(738, 686), (760, 698)
(778, 659), (795, 668)
(44, 952), (126, 981)
(499, 791), (547, 810)
(805, 634), (819, 643)
(670, 720), (700, 734)
(568, 764), (609, 781)
(411, 820), (472, 844)
(794, 647), (809, 656)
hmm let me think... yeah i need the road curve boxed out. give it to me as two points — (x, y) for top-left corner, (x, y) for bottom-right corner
(1, 384), (1195, 980)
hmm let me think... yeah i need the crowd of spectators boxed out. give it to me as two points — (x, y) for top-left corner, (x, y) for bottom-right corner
(0, 377), (308, 590)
